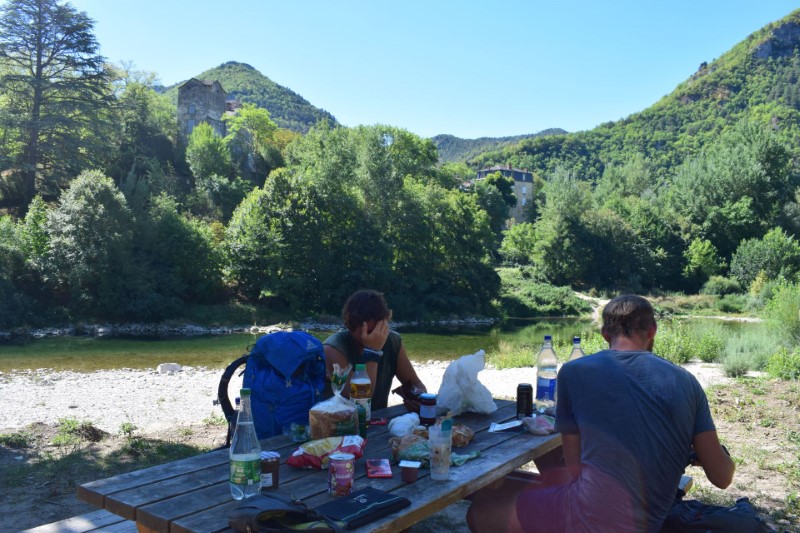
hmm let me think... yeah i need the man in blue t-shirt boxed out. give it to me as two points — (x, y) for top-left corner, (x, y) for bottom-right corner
(467, 294), (735, 532)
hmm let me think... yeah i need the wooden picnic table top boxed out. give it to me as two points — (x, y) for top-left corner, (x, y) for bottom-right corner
(78, 399), (562, 533)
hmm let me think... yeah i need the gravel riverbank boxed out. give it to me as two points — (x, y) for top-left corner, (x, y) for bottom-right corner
(0, 360), (732, 435)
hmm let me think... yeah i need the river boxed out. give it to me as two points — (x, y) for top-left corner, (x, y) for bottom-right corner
(0, 316), (760, 373)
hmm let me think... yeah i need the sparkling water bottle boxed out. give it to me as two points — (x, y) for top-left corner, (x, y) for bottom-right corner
(535, 335), (558, 411)
(568, 336), (585, 362)
(230, 388), (261, 500)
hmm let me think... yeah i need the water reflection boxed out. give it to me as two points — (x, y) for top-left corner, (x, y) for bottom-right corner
(0, 317), (760, 372)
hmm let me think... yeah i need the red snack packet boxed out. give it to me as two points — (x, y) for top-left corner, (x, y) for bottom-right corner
(287, 435), (366, 470)
(366, 458), (392, 478)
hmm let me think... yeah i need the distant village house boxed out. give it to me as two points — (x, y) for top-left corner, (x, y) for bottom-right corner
(476, 165), (534, 222)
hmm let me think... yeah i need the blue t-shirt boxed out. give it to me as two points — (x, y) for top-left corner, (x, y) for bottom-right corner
(520, 350), (715, 532)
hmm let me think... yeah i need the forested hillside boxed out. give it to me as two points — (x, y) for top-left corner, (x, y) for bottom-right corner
(165, 61), (338, 133)
(432, 128), (566, 163)
(473, 9), (800, 180)
(477, 9), (800, 301)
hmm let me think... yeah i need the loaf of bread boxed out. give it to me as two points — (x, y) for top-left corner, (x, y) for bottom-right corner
(309, 396), (357, 439)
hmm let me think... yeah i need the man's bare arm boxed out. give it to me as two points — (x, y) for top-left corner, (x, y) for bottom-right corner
(693, 429), (735, 489)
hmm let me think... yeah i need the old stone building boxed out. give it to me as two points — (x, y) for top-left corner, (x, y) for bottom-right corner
(177, 78), (227, 139)
(476, 165), (534, 222)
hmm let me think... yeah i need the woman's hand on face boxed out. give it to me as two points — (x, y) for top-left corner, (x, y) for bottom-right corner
(362, 319), (389, 351)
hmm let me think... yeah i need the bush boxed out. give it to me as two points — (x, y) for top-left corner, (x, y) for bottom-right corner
(696, 331), (724, 363)
(723, 327), (775, 371)
(701, 276), (742, 296)
(766, 347), (800, 380)
(764, 283), (800, 346)
(717, 294), (749, 313)
(654, 320), (693, 364)
(723, 351), (752, 378)
(498, 267), (591, 317)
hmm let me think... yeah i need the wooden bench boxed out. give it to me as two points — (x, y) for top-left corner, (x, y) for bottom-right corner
(21, 509), (137, 533)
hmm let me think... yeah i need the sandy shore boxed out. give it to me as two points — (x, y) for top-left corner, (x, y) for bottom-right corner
(0, 359), (733, 435)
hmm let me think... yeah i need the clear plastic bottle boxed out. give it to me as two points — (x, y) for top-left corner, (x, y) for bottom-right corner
(351, 363), (372, 424)
(230, 388), (261, 500)
(535, 335), (558, 411)
(568, 336), (585, 362)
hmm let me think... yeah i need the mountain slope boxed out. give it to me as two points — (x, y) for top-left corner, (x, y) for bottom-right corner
(473, 8), (800, 180)
(165, 61), (338, 133)
(432, 129), (566, 163)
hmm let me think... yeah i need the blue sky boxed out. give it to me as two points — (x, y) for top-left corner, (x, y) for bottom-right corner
(71, 1), (800, 139)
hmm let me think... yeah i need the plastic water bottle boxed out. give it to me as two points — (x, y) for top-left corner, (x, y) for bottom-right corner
(230, 388), (261, 500)
(568, 336), (585, 362)
(535, 335), (558, 411)
(351, 363), (372, 424)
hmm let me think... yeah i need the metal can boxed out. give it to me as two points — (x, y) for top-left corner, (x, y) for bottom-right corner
(517, 383), (533, 419)
(419, 393), (437, 426)
(328, 452), (355, 496)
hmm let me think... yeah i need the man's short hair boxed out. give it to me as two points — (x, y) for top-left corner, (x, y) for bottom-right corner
(342, 290), (391, 331)
(601, 294), (656, 339)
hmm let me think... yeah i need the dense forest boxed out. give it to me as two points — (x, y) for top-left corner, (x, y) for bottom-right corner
(431, 129), (566, 163)
(2, 0), (800, 329)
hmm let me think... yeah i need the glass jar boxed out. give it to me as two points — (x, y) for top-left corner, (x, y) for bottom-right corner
(419, 393), (437, 426)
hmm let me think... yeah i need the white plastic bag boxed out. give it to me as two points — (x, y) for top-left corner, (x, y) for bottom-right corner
(388, 412), (420, 437)
(437, 350), (497, 416)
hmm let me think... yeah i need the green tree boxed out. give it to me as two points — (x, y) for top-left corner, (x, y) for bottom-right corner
(44, 170), (136, 316)
(682, 238), (725, 287)
(109, 74), (179, 197)
(223, 102), (279, 184)
(185, 122), (232, 182)
(499, 222), (536, 265)
(730, 228), (800, 289)
(140, 194), (222, 307)
(0, 0), (113, 208)
(668, 120), (795, 259)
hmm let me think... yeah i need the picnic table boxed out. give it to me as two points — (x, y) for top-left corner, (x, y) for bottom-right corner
(78, 399), (562, 533)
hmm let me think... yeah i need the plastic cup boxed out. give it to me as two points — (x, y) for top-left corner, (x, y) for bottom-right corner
(429, 426), (452, 481)
(289, 423), (309, 442)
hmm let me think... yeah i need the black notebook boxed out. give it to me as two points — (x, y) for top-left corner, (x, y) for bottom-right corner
(315, 486), (411, 529)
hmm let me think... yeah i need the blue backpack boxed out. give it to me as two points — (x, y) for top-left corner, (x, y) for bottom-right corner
(243, 331), (327, 439)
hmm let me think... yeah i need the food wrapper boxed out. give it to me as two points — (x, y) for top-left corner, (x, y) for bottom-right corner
(287, 435), (366, 469)
(451, 424), (475, 447)
(522, 415), (556, 435)
(389, 433), (480, 467)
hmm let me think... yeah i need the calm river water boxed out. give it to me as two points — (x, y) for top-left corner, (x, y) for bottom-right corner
(0, 317), (756, 373)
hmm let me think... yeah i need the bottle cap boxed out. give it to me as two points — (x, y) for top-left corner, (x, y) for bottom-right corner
(355, 363), (366, 371)
(240, 387), (251, 396)
(420, 393), (437, 401)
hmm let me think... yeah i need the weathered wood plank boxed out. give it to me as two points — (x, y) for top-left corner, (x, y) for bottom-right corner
(21, 509), (133, 533)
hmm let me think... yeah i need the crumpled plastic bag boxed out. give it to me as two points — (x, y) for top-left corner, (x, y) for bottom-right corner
(437, 350), (497, 416)
(522, 414), (556, 435)
(388, 412), (419, 437)
(389, 434), (480, 467)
